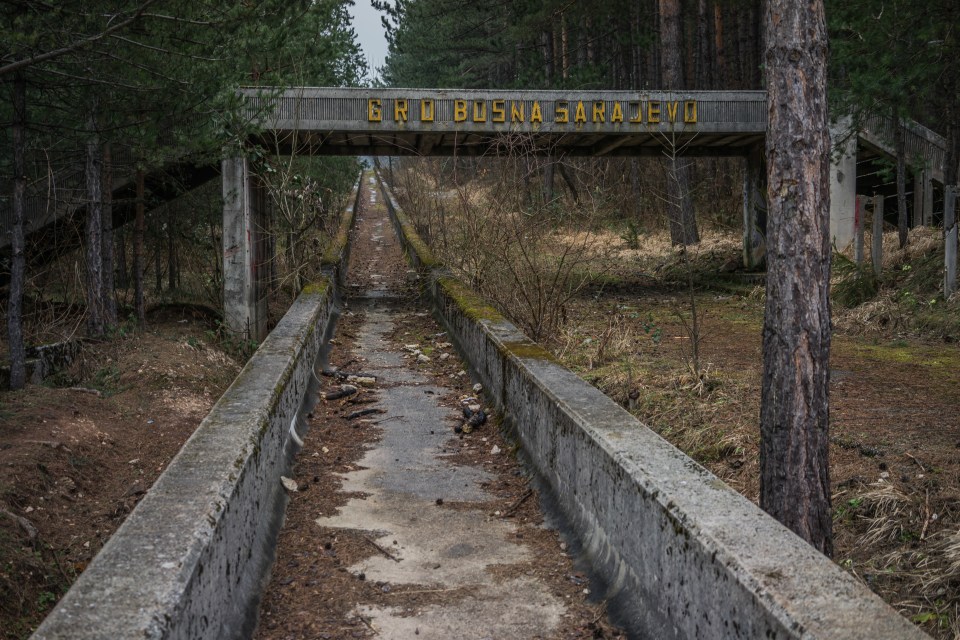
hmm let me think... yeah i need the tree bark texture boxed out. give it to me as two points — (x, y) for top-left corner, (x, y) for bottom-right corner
(85, 106), (105, 338)
(659, 0), (698, 245)
(8, 73), (28, 390)
(102, 143), (117, 326)
(760, 0), (833, 556)
(135, 169), (146, 324)
(895, 115), (908, 249)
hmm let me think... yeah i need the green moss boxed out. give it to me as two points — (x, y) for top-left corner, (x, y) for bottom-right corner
(708, 478), (730, 492)
(438, 276), (503, 322)
(321, 206), (356, 266)
(301, 280), (330, 296)
(501, 340), (556, 362)
(397, 214), (441, 268)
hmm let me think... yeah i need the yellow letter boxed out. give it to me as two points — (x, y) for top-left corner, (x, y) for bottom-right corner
(394, 99), (408, 122)
(454, 99), (468, 122)
(421, 99), (434, 122)
(574, 101), (586, 124)
(629, 101), (642, 123)
(530, 101), (543, 123)
(511, 101), (524, 122)
(647, 101), (660, 124)
(555, 100), (569, 123)
(368, 98), (382, 122)
(611, 101), (624, 123)
(667, 101), (679, 122)
(473, 100), (487, 122)
(684, 100), (697, 123)
(592, 101), (605, 123)
(492, 99), (506, 123)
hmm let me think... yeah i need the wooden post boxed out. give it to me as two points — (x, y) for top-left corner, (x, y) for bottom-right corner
(854, 195), (864, 265)
(946, 186), (957, 299)
(922, 166), (934, 226)
(871, 195), (884, 277)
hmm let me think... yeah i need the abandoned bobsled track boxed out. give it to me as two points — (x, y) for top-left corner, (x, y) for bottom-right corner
(31, 169), (926, 639)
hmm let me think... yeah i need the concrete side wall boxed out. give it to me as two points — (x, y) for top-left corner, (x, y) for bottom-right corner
(375, 172), (928, 640)
(32, 173), (363, 640)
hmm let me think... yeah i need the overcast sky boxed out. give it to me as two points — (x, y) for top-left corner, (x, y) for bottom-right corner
(348, 0), (389, 84)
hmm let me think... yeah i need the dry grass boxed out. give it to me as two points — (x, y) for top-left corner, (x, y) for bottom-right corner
(857, 481), (913, 547)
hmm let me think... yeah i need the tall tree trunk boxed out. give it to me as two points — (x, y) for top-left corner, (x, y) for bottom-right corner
(85, 104), (105, 338)
(116, 225), (128, 290)
(714, 3), (726, 88)
(8, 72), (27, 390)
(560, 13), (569, 80)
(894, 114), (909, 249)
(167, 208), (177, 291)
(154, 214), (162, 295)
(696, 0), (711, 89)
(134, 169), (146, 323)
(101, 143), (116, 326)
(760, 0), (833, 556)
(659, 0), (699, 245)
(542, 156), (555, 204)
(541, 29), (554, 83)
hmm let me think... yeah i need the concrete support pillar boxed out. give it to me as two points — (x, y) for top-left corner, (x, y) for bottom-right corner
(742, 146), (767, 270)
(222, 157), (269, 342)
(829, 120), (857, 250)
(946, 186), (957, 298)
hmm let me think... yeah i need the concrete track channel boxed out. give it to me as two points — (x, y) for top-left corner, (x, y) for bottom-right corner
(254, 173), (609, 639)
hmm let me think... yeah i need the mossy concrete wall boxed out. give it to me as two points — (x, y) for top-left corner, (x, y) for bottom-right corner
(31, 172), (362, 640)
(321, 172), (363, 286)
(375, 171), (928, 640)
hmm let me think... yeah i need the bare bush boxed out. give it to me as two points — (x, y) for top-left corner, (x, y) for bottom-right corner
(394, 135), (617, 342)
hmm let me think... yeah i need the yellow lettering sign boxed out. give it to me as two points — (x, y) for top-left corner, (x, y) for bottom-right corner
(667, 101), (680, 123)
(592, 101), (605, 123)
(454, 99), (468, 122)
(368, 98), (382, 122)
(574, 101), (586, 124)
(394, 99), (408, 122)
(611, 101), (623, 123)
(421, 99), (434, 122)
(366, 95), (698, 126)
(473, 100), (486, 122)
(492, 99), (506, 123)
(647, 101), (660, 124)
(530, 101), (543, 123)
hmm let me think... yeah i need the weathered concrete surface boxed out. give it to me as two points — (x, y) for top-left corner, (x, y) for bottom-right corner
(376, 171), (930, 640)
(320, 301), (565, 639)
(222, 157), (269, 341)
(298, 172), (568, 639)
(31, 176), (362, 640)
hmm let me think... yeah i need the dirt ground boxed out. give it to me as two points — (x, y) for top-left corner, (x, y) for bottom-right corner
(0, 306), (240, 639)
